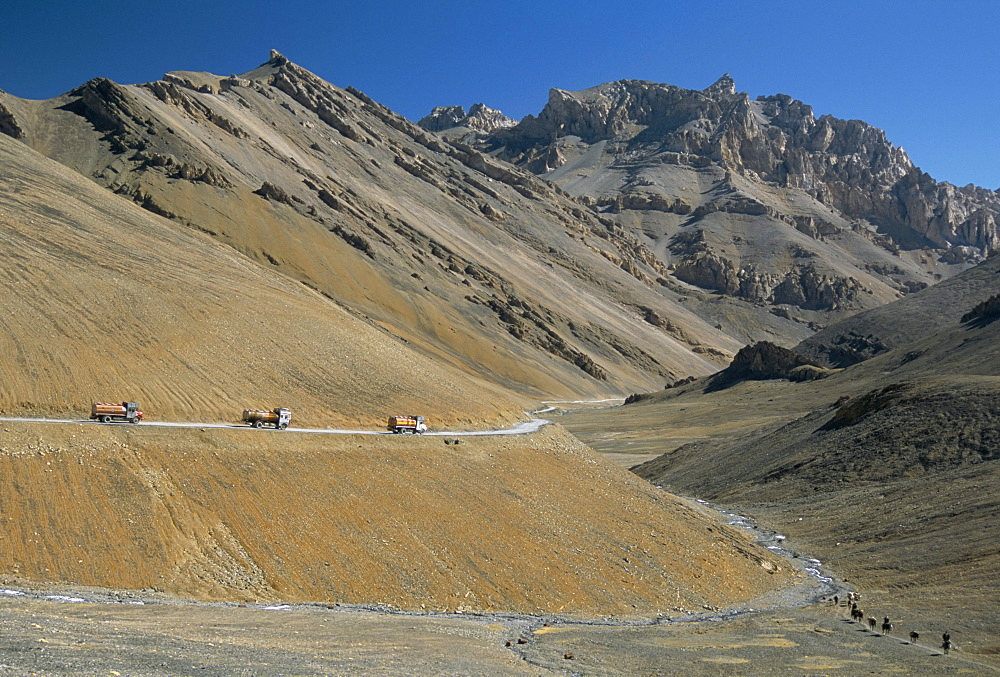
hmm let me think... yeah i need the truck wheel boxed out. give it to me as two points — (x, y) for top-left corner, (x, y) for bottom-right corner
(253, 420), (263, 428)
(128, 417), (137, 424)
(279, 423), (287, 430)
(101, 415), (112, 423)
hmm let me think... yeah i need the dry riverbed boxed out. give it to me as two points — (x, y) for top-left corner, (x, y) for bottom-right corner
(0, 577), (991, 675)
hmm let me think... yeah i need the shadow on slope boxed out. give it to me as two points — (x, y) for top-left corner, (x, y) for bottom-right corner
(0, 133), (523, 427)
(620, 316), (1000, 661)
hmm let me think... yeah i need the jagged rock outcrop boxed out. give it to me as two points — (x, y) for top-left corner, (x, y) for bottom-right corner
(418, 103), (517, 135)
(962, 293), (1000, 326)
(0, 98), (24, 139)
(819, 382), (911, 431)
(707, 341), (823, 391)
(666, 227), (865, 311)
(417, 103), (517, 141)
(418, 105), (467, 132)
(483, 77), (1000, 258)
(671, 253), (864, 311)
(437, 75), (1000, 324)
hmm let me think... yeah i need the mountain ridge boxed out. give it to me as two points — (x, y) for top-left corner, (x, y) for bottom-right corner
(3, 52), (997, 401)
(451, 74), (999, 257)
(426, 75), (997, 341)
(1, 51), (757, 399)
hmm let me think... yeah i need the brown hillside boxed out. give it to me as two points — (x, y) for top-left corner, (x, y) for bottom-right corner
(0, 132), (522, 427)
(0, 422), (794, 616)
(565, 305), (1000, 658)
(0, 53), (740, 398)
(796, 251), (1000, 366)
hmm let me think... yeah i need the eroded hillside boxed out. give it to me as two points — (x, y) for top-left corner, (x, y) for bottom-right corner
(0, 52), (744, 397)
(0, 132), (523, 427)
(441, 77), (999, 345)
(0, 422), (794, 616)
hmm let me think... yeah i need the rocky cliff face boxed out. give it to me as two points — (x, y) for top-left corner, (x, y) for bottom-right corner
(485, 76), (999, 257)
(418, 102), (516, 135)
(456, 77), (998, 323)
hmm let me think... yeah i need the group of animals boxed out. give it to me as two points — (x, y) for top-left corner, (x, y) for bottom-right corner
(832, 592), (954, 654)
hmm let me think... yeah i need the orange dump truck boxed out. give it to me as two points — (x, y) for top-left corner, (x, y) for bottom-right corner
(242, 407), (291, 429)
(388, 415), (426, 434)
(91, 401), (143, 423)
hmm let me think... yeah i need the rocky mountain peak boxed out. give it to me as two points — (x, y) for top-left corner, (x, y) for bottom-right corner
(465, 102), (517, 132)
(417, 102), (516, 134)
(704, 73), (737, 98)
(418, 105), (467, 132)
(269, 49), (289, 66)
(479, 77), (1000, 264)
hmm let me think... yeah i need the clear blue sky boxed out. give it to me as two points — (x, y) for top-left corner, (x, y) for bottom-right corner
(2, 0), (998, 188)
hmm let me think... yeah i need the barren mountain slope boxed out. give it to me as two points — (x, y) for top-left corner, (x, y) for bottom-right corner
(0, 128), (804, 626)
(448, 77), (1000, 345)
(0, 52), (747, 397)
(795, 251), (1000, 366)
(564, 293), (1000, 659)
(0, 132), (523, 427)
(0, 423), (795, 616)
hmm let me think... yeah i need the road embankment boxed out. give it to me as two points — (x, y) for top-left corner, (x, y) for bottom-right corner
(0, 420), (795, 616)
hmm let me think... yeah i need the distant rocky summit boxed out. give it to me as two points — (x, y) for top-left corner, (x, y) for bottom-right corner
(426, 75), (1000, 326)
(482, 76), (999, 257)
(418, 103), (516, 135)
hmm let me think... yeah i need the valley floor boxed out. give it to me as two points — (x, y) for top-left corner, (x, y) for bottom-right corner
(1, 409), (997, 674)
(557, 378), (1000, 674)
(0, 582), (994, 676)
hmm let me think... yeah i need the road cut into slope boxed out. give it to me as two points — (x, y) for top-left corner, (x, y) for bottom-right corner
(0, 420), (796, 616)
(0, 416), (551, 436)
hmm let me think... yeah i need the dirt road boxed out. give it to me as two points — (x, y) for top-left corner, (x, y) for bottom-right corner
(0, 416), (551, 436)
